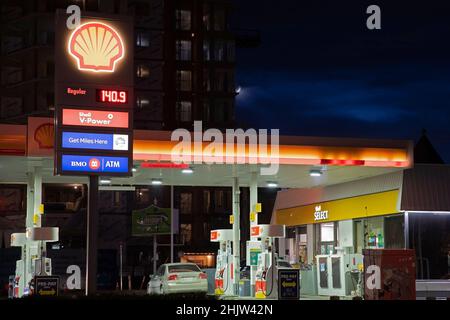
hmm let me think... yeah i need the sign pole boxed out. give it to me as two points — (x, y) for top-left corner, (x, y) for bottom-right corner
(86, 175), (99, 296)
(170, 185), (174, 263)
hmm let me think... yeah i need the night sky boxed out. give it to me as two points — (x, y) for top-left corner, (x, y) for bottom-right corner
(232, 0), (450, 161)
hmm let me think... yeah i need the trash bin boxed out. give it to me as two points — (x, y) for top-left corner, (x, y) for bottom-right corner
(239, 279), (251, 297)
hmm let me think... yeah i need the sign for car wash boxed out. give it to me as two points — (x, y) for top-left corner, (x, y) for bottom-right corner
(54, 10), (133, 176)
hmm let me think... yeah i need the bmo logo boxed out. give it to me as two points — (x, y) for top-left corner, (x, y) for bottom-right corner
(89, 158), (100, 170)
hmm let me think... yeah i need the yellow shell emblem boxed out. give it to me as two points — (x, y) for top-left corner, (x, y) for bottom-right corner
(68, 22), (124, 73)
(34, 123), (54, 149)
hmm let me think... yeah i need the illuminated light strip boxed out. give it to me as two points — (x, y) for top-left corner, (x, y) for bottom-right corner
(140, 162), (190, 169)
(320, 159), (365, 166)
(68, 22), (125, 73)
(132, 140), (410, 164)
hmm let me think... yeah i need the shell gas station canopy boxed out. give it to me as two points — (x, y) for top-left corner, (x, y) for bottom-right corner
(0, 119), (413, 187)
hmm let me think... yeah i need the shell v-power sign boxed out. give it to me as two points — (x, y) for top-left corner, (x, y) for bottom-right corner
(54, 10), (134, 176)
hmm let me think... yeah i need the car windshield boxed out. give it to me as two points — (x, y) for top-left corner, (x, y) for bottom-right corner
(168, 264), (201, 273)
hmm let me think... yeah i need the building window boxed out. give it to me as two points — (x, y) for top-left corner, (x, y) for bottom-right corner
(180, 192), (192, 214)
(203, 100), (210, 122)
(226, 41), (235, 62)
(176, 101), (192, 122)
(176, 40), (192, 61)
(176, 10), (191, 30)
(203, 3), (211, 31)
(203, 69), (211, 92)
(203, 190), (211, 214)
(203, 40), (210, 61)
(136, 95), (150, 109)
(214, 8), (225, 31)
(136, 64), (150, 78)
(214, 41), (225, 61)
(180, 224), (192, 244)
(136, 32), (150, 47)
(176, 70), (192, 91)
(214, 70), (231, 92)
(213, 100), (230, 123)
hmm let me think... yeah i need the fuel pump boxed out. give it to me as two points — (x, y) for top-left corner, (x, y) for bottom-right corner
(210, 229), (234, 296)
(253, 224), (285, 299)
(10, 227), (59, 297)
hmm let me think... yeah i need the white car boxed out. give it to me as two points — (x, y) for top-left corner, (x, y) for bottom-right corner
(147, 263), (208, 295)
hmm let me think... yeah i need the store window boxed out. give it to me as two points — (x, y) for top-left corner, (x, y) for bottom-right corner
(176, 101), (192, 122)
(409, 212), (450, 279)
(296, 226), (308, 266)
(315, 222), (337, 255)
(176, 40), (192, 61)
(385, 215), (405, 248)
(365, 216), (384, 249)
(176, 70), (192, 91)
(176, 10), (191, 30)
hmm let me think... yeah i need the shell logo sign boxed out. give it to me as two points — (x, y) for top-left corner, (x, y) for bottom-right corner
(68, 22), (124, 73)
(34, 123), (54, 149)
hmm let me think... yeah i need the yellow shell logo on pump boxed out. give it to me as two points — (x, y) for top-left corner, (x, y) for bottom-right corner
(34, 123), (54, 149)
(68, 22), (124, 73)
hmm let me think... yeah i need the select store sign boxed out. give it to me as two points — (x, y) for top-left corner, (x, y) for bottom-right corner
(54, 11), (134, 177)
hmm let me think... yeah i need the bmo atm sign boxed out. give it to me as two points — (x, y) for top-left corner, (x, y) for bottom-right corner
(54, 11), (133, 176)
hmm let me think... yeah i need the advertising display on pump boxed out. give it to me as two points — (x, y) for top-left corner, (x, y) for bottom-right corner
(210, 229), (234, 296)
(252, 224), (290, 299)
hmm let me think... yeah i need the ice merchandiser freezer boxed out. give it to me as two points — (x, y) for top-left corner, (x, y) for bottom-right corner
(363, 249), (416, 300)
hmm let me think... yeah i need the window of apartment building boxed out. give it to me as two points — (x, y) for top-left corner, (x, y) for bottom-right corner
(180, 224), (192, 244)
(136, 64), (150, 78)
(203, 69), (211, 91)
(214, 41), (225, 61)
(180, 192), (193, 214)
(203, 101), (210, 122)
(136, 32), (150, 47)
(203, 40), (211, 61)
(226, 41), (235, 62)
(1, 97), (23, 119)
(176, 10), (191, 31)
(213, 100), (230, 123)
(176, 101), (192, 122)
(136, 95), (150, 109)
(203, 190), (211, 214)
(203, 3), (211, 31)
(176, 70), (192, 91)
(176, 40), (192, 61)
(214, 8), (226, 31)
(214, 70), (232, 92)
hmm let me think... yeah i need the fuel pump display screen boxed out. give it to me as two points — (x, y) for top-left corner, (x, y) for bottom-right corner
(96, 89), (128, 104)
